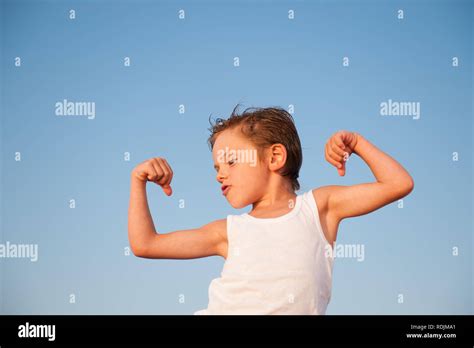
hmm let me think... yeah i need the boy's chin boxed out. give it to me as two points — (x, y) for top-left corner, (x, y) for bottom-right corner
(227, 199), (248, 210)
(228, 202), (242, 209)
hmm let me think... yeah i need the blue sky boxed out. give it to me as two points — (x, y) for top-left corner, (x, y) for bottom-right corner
(0, 0), (472, 314)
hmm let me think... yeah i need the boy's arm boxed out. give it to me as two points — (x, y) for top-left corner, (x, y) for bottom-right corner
(128, 158), (227, 260)
(320, 131), (414, 223)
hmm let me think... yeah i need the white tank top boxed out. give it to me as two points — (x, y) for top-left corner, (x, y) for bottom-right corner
(194, 189), (334, 315)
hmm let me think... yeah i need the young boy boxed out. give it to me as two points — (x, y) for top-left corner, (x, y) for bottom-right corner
(128, 106), (414, 314)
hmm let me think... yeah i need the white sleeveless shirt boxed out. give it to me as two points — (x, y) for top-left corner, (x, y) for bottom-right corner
(194, 189), (334, 315)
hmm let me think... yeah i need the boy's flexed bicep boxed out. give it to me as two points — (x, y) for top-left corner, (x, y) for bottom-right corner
(320, 182), (413, 223)
(312, 182), (413, 244)
(133, 219), (228, 260)
(128, 157), (228, 260)
(321, 130), (414, 223)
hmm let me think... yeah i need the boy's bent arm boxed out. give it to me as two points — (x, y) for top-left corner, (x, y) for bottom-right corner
(134, 219), (227, 260)
(128, 175), (227, 259)
(322, 132), (414, 222)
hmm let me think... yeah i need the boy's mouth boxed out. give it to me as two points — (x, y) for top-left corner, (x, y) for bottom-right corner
(221, 185), (231, 196)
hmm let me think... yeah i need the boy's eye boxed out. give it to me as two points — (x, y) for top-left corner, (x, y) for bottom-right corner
(228, 159), (236, 165)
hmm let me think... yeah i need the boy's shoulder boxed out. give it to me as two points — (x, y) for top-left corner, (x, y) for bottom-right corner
(310, 186), (338, 213)
(203, 218), (227, 235)
(200, 218), (227, 259)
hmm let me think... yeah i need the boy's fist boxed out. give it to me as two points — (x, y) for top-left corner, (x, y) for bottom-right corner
(132, 157), (173, 196)
(325, 131), (359, 176)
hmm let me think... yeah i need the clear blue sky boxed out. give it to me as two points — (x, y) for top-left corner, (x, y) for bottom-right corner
(1, 0), (472, 314)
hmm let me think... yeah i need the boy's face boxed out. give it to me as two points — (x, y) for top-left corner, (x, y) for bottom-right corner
(212, 128), (269, 209)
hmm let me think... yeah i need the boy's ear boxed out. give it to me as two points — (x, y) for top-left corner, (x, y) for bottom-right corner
(268, 143), (287, 171)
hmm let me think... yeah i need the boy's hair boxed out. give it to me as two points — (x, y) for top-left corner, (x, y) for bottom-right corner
(207, 104), (303, 191)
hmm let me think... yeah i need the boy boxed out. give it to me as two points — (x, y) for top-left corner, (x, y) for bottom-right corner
(128, 106), (414, 314)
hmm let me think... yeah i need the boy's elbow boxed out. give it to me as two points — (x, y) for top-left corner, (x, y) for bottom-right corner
(385, 176), (414, 201)
(129, 241), (148, 258)
(399, 176), (414, 197)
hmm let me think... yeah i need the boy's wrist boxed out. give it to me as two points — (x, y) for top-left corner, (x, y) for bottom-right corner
(353, 132), (364, 155)
(131, 172), (147, 186)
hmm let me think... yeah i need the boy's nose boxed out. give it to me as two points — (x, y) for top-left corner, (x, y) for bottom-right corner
(216, 170), (228, 182)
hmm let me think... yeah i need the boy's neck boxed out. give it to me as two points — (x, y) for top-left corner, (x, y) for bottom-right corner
(249, 186), (297, 218)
